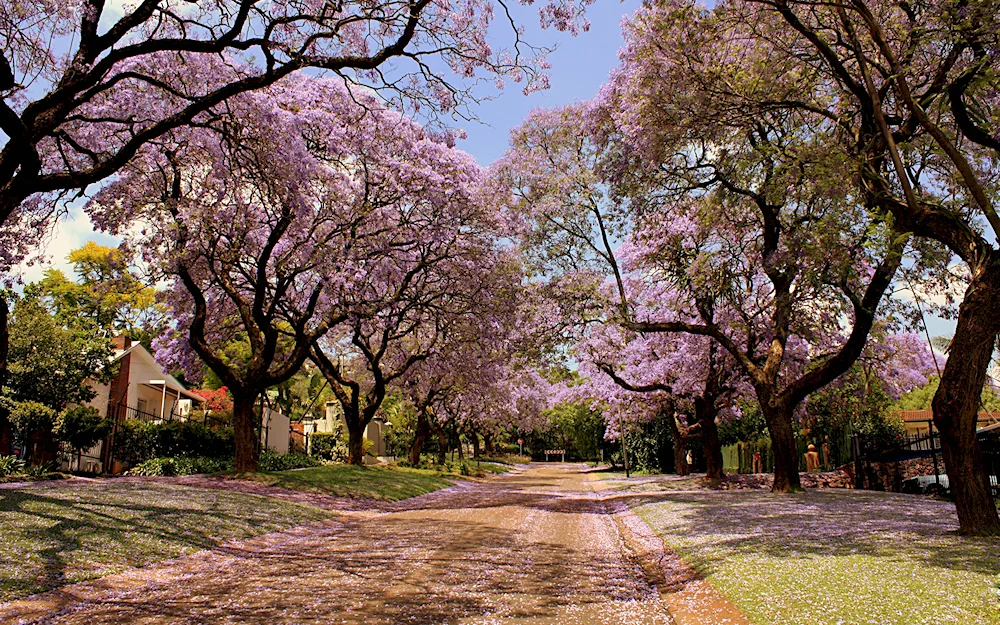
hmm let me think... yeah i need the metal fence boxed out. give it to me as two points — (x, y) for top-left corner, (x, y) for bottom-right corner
(722, 427), (854, 474)
(60, 444), (105, 474)
(863, 423), (999, 499)
(112, 402), (230, 429)
(980, 431), (1000, 499)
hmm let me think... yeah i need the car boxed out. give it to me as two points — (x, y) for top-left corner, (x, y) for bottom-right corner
(901, 474), (950, 495)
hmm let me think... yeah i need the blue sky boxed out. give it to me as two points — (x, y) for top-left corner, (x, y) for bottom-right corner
(457, 0), (642, 165)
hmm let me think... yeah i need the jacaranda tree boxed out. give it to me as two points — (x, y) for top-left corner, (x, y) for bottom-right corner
(0, 0), (593, 438)
(720, 0), (1000, 534)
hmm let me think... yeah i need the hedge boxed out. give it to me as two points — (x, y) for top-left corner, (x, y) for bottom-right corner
(114, 420), (234, 465)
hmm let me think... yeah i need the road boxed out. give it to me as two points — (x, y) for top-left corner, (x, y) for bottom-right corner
(3, 464), (745, 625)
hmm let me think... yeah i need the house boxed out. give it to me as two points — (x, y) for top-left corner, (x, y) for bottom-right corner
(299, 401), (389, 461)
(62, 336), (206, 473)
(102, 337), (206, 424)
(896, 409), (1000, 437)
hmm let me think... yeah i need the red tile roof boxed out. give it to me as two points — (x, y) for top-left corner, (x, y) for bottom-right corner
(895, 409), (1000, 422)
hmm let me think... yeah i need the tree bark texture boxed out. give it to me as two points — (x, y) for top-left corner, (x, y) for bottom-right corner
(437, 428), (447, 465)
(666, 414), (689, 476)
(932, 268), (1000, 535)
(761, 400), (802, 492)
(470, 430), (481, 458)
(697, 398), (724, 480)
(232, 394), (260, 473)
(343, 408), (366, 466)
(409, 409), (431, 465)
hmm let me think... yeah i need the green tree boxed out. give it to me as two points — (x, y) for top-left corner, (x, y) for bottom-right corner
(719, 402), (769, 446)
(807, 364), (904, 455)
(54, 405), (112, 469)
(2, 292), (115, 460)
(894, 377), (1000, 413)
(544, 402), (606, 461)
(35, 241), (166, 348)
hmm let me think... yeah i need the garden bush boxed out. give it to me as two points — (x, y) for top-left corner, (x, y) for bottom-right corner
(396, 459), (428, 469)
(124, 456), (234, 476)
(0, 455), (25, 477)
(114, 420), (234, 464)
(258, 451), (320, 472)
(54, 405), (111, 457)
(310, 431), (350, 462)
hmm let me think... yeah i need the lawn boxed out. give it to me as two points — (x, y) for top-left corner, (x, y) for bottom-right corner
(473, 460), (515, 474)
(0, 481), (332, 603)
(601, 472), (708, 492)
(627, 486), (1000, 625)
(245, 464), (459, 501)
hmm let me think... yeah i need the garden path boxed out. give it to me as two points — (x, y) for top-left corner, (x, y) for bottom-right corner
(1, 464), (745, 625)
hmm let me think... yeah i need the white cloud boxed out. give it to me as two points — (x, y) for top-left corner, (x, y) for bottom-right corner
(15, 209), (121, 285)
(895, 273), (968, 310)
(98, 0), (131, 30)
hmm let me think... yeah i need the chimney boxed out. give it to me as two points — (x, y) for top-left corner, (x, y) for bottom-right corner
(112, 336), (132, 352)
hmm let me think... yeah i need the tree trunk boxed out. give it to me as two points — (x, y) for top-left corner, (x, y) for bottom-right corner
(699, 400), (724, 480)
(0, 296), (8, 455)
(761, 399), (802, 493)
(437, 428), (447, 465)
(666, 413), (689, 476)
(470, 430), (481, 458)
(409, 409), (430, 465)
(621, 427), (630, 477)
(346, 418), (365, 465)
(931, 268), (1000, 535)
(484, 432), (494, 455)
(232, 393), (260, 473)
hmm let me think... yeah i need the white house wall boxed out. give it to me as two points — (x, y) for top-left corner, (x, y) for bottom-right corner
(261, 408), (290, 455)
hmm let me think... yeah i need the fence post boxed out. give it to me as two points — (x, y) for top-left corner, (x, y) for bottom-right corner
(930, 422), (940, 488)
(852, 433), (864, 490)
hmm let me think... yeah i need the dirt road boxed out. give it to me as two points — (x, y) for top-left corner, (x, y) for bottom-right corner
(2, 464), (742, 625)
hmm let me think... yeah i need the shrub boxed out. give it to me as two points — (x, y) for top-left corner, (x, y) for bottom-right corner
(54, 405), (111, 455)
(124, 456), (234, 476)
(124, 457), (177, 476)
(310, 431), (349, 462)
(0, 455), (25, 477)
(114, 420), (234, 465)
(22, 462), (57, 479)
(6, 400), (57, 438)
(258, 451), (320, 472)
(172, 456), (233, 475)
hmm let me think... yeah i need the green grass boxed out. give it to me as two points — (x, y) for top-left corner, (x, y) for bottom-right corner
(475, 461), (513, 474)
(245, 464), (458, 501)
(629, 488), (1000, 625)
(599, 471), (709, 492)
(0, 481), (332, 603)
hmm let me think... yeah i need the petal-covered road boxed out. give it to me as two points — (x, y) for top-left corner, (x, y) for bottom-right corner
(2, 464), (745, 625)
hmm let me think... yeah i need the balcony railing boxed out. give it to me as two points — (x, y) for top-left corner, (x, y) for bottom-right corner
(112, 402), (230, 429)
